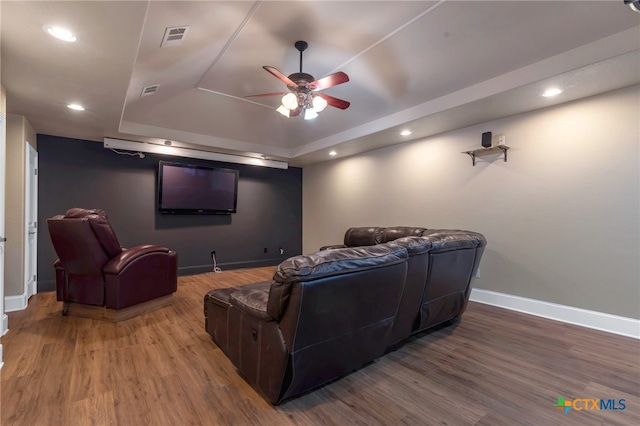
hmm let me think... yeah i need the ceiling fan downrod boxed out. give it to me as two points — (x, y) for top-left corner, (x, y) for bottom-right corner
(288, 41), (314, 85)
(295, 40), (308, 73)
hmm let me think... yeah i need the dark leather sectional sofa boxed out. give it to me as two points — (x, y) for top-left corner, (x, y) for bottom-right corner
(204, 226), (486, 404)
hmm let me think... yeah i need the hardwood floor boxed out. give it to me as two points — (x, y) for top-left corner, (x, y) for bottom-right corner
(1, 267), (638, 425)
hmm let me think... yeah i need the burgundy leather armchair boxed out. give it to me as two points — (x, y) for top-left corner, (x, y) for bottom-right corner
(47, 208), (177, 311)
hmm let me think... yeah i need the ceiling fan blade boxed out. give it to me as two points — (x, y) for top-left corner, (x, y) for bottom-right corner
(263, 66), (297, 87)
(317, 93), (350, 110)
(310, 71), (349, 91)
(245, 91), (288, 98)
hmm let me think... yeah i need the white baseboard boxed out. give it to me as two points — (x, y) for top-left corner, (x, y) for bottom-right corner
(4, 294), (27, 312)
(1, 314), (8, 337)
(469, 288), (640, 340)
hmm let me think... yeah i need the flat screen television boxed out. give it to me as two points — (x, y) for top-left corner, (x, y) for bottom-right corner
(157, 161), (239, 214)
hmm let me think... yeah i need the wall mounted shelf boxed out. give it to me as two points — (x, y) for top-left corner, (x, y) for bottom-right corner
(463, 145), (510, 166)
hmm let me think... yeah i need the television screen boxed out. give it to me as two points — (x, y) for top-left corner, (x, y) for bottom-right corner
(158, 161), (239, 214)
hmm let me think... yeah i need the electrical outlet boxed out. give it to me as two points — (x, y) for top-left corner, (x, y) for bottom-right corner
(264, 247), (268, 253)
(497, 135), (506, 146)
(210, 250), (216, 257)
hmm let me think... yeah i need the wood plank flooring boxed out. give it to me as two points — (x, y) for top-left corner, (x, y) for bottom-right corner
(1, 267), (639, 425)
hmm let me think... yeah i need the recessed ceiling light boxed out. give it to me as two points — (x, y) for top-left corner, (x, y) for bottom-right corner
(329, 151), (337, 156)
(67, 104), (85, 111)
(542, 88), (563, 97)
(624, 0), (640, 13)
(400, 130), (412, 136)
(43, 25), (77, 42)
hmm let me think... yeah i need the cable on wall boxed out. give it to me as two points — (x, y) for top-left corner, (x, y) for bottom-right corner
(211, 251), (222, 273)
(110, 148), (145, 158)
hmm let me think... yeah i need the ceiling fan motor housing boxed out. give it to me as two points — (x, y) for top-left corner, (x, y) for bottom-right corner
(288, 72), (315, 86)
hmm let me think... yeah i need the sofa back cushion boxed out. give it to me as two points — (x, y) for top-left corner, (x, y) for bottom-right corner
(422, 229), (486, 252)
(342, 227), (385, 247)
(381, 226), (427, 243)
(267, 244), (408, 321)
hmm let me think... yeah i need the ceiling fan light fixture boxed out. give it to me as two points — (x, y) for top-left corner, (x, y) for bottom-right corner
(282, 93), (298, 110)
(249, 41), (350, 120)
(304, 108), (318, 120)
(624, 0), (640, 13)
(276, 105), (290, 117)
(312, 95), (328, 112)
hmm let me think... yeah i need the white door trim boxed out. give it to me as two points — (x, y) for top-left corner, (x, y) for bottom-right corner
(0, 112), (7, 367)
(24, 142), (38, 300)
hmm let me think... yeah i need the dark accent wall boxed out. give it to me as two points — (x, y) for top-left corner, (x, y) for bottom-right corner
(37, 135), (302, 292)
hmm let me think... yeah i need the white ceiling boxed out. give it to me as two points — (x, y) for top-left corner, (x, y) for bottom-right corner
(2, 1), (639, 167)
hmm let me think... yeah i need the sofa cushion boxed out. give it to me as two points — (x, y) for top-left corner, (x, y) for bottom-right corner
(230, 288), (272, 321)
(381, 226), (427, 243)
(267, 244), (408, 321)
(205, 281), (272, 310)
(391, 236), (431, 255)
(343, 227), (385, 247)
(423, 229), (486, 252)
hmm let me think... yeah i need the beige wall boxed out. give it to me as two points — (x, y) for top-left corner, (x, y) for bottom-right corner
(303, 85), (640, 319)
(5, 115), (36, 297)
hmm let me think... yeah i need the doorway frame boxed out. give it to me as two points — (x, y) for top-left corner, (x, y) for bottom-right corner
(24, 142), (38, 300)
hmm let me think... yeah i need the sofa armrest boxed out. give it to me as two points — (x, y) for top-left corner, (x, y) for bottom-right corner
(103, 244), (170, 275)
(229, 288), (272, 321)
(319, 244), (347, 250)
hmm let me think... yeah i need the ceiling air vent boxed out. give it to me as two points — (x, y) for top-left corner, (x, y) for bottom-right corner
(140, 84), (160, 97)
(161, 26), (190, 47)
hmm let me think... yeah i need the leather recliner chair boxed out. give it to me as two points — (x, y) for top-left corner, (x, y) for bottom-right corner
(47, 208), (178, 312)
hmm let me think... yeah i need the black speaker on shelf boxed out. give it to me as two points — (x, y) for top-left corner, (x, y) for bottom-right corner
(481, 131), (492, 148)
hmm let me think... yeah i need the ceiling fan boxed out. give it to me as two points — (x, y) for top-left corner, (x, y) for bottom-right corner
(246, 40), (350, 120)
